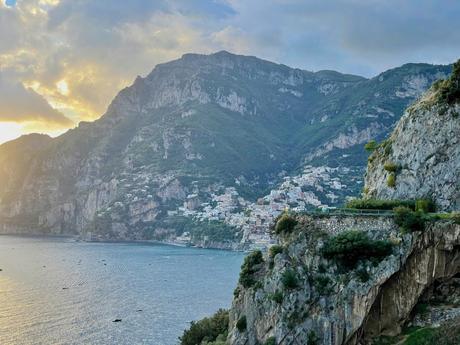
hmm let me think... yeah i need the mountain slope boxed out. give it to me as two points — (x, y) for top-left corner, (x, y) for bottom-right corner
(0, 51), (452, 245)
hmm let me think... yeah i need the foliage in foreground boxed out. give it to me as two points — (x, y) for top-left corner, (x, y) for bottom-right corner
(179, 309), (229, 345)
(322, 230), (393, 268)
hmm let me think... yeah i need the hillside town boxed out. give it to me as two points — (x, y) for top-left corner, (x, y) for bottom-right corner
(179, 165), (363, 248)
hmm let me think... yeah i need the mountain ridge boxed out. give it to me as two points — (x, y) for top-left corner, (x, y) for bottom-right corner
(0, 51), (453, 248)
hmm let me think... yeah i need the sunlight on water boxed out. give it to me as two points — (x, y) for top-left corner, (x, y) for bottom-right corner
(0, 236), (244, 345)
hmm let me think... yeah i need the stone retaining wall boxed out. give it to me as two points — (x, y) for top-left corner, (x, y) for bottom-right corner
(308, 214), (398, 236)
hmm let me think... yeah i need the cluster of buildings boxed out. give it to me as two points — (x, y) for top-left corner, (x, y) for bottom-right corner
(179, 165), (361, 248)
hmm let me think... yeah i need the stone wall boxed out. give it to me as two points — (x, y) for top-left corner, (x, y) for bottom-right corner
(308, 214), (397, 236)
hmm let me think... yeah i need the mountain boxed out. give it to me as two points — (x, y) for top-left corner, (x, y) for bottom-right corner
(188, 62), (460, 345)
(0, 51), (452, 247)
(365, 62), (460, 210)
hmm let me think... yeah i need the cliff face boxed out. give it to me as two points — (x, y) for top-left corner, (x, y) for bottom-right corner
(224, 63), (460, 345)
(228, 215), (460, 345)
(365, 66), (460, 211)
(0, 51), (452, 247)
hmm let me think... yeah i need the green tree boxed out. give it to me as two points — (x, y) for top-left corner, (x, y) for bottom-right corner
(179, 309), (229, 345)
(322, 230), (393, 268)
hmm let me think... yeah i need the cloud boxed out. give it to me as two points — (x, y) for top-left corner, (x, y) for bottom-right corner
(0, 0), (460, 144)
(0, 74), (73, 127)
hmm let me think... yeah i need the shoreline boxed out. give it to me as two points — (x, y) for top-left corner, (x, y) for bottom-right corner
(0, 232), (247, 252)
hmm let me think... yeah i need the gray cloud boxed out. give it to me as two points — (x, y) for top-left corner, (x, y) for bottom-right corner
(0, 0), (459, 138)
(221, 0), (460, 75)
(0, 74), (73, 126)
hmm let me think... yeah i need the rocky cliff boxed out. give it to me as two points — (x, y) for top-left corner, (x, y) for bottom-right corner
(0, 51), (452, 247)
(228, 215), (460, 345)
(218, 63), (460, 345)
(364, 61), (460, 211)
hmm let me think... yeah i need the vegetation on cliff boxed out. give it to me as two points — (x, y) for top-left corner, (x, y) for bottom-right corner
(322, 230), (393, 268)
(238, 250), (264, 288)
(179, 309), (229, 345)
(345, 198), (416, 210)
(435, 59), (460, 105)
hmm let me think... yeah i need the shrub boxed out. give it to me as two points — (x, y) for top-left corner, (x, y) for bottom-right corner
(239, 250), (264, 288)
(345, 198), (415, 211)
(322, 230), (393, 268)
(403, 327), (436, 345)
(236, 315), (247, 332)
(265, 337), (276, 345)
(269, 290), (283, 304)
(318, 263), (327, 273)
(451, 212), (460, 224)
(384, 161), (398, 172)
(203, 333), (228, 345)
(313, 275), (332, 295)
(281, 269), (299, 289)
(179, 309), (229, 345)
(364, 140), (378, 152)
(307, 330), (319, 345)
(274, 214), (297, 235)
(415, 199), (435, 213)
(387, 173), (396, 188)
(438, 59), (460, 105)
(384, 143), (393, 156)
(356, 268), (370, 283)
(394, 206), (425, 232)
(413, 303), (429, 316)
(269, 245), (283, 258)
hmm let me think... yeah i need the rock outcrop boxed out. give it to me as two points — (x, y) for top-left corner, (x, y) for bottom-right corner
(228, 216), (460, 345)
(365, 62), (460, 211)
(223, 63), (460, 345)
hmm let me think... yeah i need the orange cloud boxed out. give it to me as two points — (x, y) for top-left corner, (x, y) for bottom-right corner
(0, 76), (73, 126)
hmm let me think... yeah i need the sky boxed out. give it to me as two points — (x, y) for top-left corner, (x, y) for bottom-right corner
(0, 0), (459, 144)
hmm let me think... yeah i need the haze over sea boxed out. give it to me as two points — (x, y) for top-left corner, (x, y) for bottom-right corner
(0, 236), (243, 345)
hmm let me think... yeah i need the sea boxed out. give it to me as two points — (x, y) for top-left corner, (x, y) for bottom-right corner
(0, 235), (244, 345)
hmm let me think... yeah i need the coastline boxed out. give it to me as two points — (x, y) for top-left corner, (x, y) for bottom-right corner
(0, 232), (248, 252)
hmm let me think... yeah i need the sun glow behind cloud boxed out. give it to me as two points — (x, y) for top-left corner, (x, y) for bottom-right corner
(0, 123), (23, 143)
(0, 0), (459, 145)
